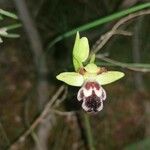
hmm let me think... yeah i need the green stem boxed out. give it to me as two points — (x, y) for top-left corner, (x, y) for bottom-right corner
(47, 2), (150, 50)
(83, 113), (95, 150)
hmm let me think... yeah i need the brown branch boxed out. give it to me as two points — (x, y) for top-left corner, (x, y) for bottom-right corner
(96, 55), (150, 72)
(50, 109), (75, 116)
(13, 0), (51, 149)
(91, 9), (150, 55)
(9, 85), (65, 150)
(132, 16), (145, 90)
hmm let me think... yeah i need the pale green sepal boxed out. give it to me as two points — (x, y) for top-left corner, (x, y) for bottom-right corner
(73, 56), (83, 71)
(73, 32), (80, 56)
(73, 32), (89, 71)
(96, 71), (125, 85)
(84, 63), (99, 74)
(56, 72), (84, 86)
(78, 37), (89, 62)
(73, 32), (82, 71)
(90, 54), (96, 63)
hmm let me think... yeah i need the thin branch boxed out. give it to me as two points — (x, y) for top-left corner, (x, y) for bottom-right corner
(9, 85), (65, 150)
(96, 55), (150, 72)
(132, 16), (145, 90)
(13, 1), (51, 149)
(50, 109), (75, 116)
(91, 29), (132, 55)
(53, 86), (68, 107)
(91, 9), (150, 55)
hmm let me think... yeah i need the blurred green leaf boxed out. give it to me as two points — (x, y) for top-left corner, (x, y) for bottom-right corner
(47, 2), (150, 50)
(1, 33), (20, 38)
(0, 9), (18, 19)
(3, 23), (22, 31)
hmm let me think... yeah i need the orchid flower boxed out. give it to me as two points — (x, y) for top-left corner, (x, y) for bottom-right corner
(56, 32), (124, 113)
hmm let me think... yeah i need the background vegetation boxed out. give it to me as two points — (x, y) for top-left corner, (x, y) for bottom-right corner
(0, 0), (150, 150)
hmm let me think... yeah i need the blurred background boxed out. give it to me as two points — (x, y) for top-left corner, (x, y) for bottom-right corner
(0, 0), (150, 150)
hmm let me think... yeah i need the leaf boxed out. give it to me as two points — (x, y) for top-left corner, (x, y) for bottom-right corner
(3, 23), (22, 31)
(84, 63), (99, 74)
(73, 32), (89, 71)
(0, 9), (18, 19)
(56, 72), (84, 86)
(96, 71), (124, 85)
(1, 33), (20, 38)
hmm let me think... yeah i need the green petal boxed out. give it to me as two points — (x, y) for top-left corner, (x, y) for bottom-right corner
(73, 32), (89, 71)
(56, 72), (84, 86)
(84, 63), (99, 74)
(96, 71), (125, 85)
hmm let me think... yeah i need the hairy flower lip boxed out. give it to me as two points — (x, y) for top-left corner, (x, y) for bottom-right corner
(77, 80), (106, 112)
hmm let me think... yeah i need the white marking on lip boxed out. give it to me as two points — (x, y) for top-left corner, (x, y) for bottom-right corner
(77, 88), (83, 101)
(97, 102), (103, 111)
(101, 88), (106, 101)
(94, 87), (102, 97)
(83, 88), (92, 97)
(82, 100), (89, 111)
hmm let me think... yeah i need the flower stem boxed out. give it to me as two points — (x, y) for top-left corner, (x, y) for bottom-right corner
(83, 113), (95, 150)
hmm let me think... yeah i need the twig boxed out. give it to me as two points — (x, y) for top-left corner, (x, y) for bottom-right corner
(13, 0), (51, 149)
(132, 16), (145, 90)
(53, 86), (68, 107)
(91, 9), (150, 55)
(96, 55), (150, 72)
(50, 109), (75, 116)
(91, 29), (132, 55)
(9, 85), (65, 150)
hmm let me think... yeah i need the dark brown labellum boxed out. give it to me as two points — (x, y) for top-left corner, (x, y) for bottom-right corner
(77, 81), (106, 113)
